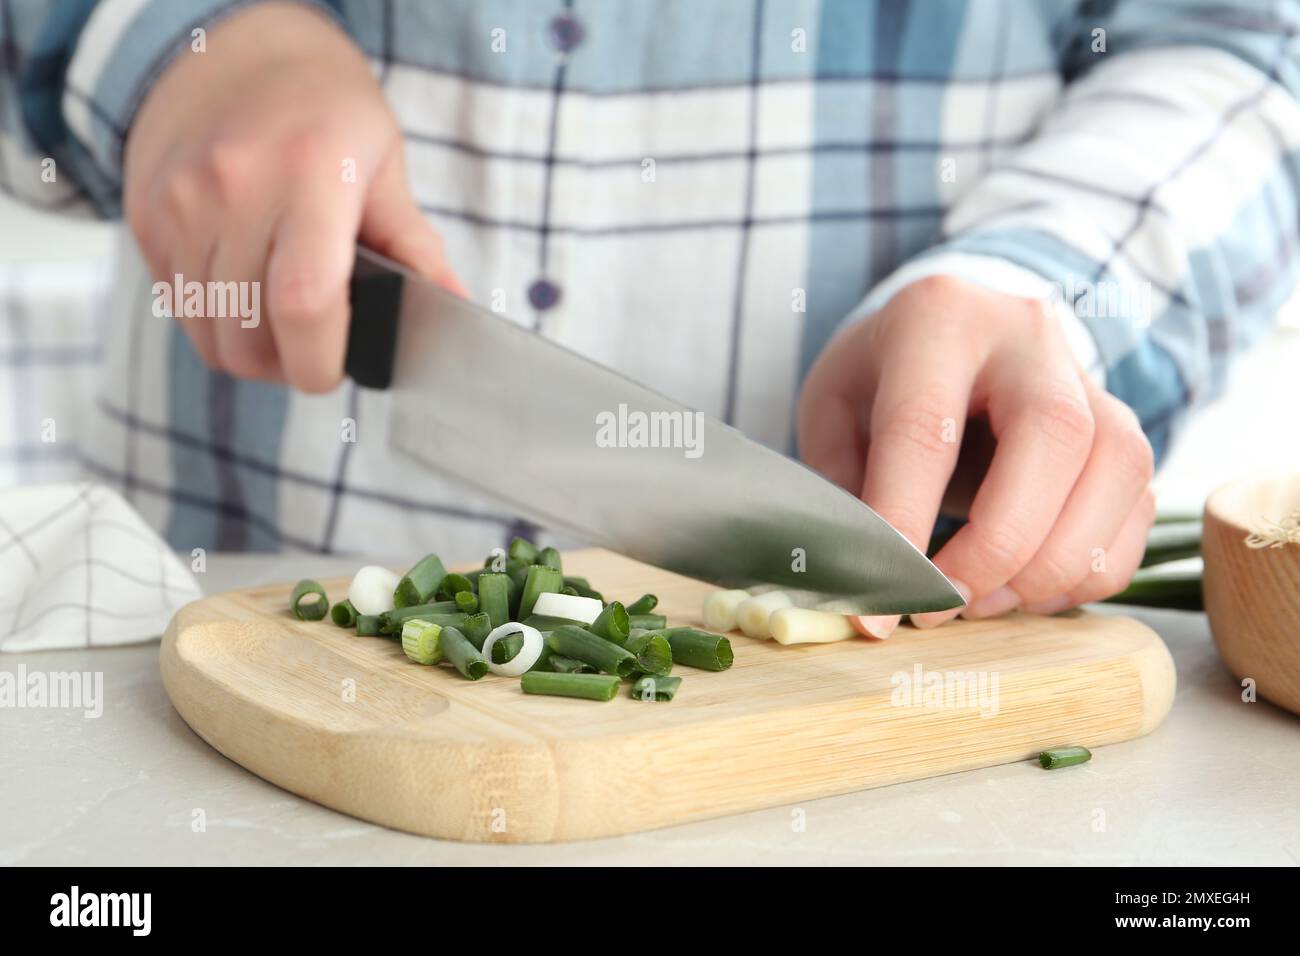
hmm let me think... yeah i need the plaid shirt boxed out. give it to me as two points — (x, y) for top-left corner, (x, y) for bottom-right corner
(2, 0), (1298, 560)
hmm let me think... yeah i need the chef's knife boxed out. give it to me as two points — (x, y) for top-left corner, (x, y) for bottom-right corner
(347, 248), (963, 614)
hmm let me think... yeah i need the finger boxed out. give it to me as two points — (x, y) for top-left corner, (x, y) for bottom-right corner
(166, 238), (220, 371)
(976, 382), (1153, 614)
(912, 362), (1095, 627)
(208, 230), (281, 382)
(265, 168), (366, 393)
(359, 147), (466, 295)
(797, 317), (882, 493)
(1044, 485), (1156, 611)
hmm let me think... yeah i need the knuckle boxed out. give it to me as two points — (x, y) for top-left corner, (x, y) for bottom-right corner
(205, 139), (259, 195)
(967, 520), (1035, 575)
(875, 395), (958, 459)
(271, 270), (330, 328)
(1035, 390), (1095, 452)
(1112, 425), (1156, 486)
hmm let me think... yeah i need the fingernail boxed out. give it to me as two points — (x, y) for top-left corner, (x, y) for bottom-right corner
(911, 580), (971, 629)
(853, 614), (899, 640)
(961, 586), (1021, 620)
(1023, 595), (1072, 616)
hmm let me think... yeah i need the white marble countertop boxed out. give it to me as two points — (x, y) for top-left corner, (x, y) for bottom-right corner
(2, 552), (1297, 866)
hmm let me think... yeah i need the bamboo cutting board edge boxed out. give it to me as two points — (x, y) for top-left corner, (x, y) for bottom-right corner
(160, 549), (1176, 843)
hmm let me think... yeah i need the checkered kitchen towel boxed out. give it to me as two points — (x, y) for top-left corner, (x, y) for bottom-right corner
(0, 482), (201, 651)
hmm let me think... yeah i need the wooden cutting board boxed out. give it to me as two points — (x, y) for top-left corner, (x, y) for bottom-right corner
(160, 548), (1175, 843)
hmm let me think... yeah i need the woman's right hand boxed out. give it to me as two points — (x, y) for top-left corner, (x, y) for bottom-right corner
(123, 1), (461, 392)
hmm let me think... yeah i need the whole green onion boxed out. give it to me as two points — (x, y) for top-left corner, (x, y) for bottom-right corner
(517, 564), (563, 620)
(330, 599), (358, 627)
(587, 601), (630, 645)
(625, 631), (673, 677)
(477, 572), (511, 629)
(401, 619), (443, 665)
(1039, 745), (1092, 769)
(627, 613), (667, 631)
(441, 626), (488, 680)
(393, 553), (447, 608)
(664, 627), (733, 671)
(547, 625), (637, 677)
(625, 594), (658, 616)
(290, 579), (328, 621)
(520, 672), (621, 701)
(631, 675), (682, 702)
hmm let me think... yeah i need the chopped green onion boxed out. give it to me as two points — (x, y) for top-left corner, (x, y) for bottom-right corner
(461, 611), (492, 649)
(624, 631), (673, 677)
(508, 536), (540, 563)
(330, 599), (357, 627)
(587, 601), (630, 645)
(441, 626), (489, 680)
(535, 546), (563, 572)
(1039, 746), (1092, 769)
(631, 675), (682, 701)
(563, 576), (605, 603)
(401, 619), (443, 665)
(517, 564), (563, 620)
(348, 565), (400, 616)
(522, 613), (586, 632)
(356, 614), (384, 637)
(560, 586), (579, 596)
(547, 625), (638, 677)
(625, 594), (658, 616)
(436, 572), (475, 601)
(476, 572), (511, 629)
(520, 672), (621, 701)
(548, 654), (596, 674)
(290, 579), (329, 621)
(379, 602), (463, 634)
(393, 553), (447, 608)
(483, 622), (545, 676)
(627, 613), (667, 631)
(454, 591), (479, 613)
(490, 632), (524, 664)
(664, 627), (733, 671)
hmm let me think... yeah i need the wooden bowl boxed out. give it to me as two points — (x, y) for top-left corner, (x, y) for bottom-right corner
(1203, 474), (1300, 716)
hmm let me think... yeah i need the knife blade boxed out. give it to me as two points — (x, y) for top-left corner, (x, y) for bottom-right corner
(347, 248), (963, 614)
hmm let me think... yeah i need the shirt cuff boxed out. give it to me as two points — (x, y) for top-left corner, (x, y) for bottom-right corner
(850, 252), (1108, 387)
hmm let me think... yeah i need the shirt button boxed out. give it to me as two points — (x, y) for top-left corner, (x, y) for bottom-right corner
(528, 279), (561, 311)
(547, 12), (584, 53)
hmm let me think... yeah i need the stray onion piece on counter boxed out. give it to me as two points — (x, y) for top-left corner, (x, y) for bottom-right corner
(1038, 745), (1092, 769)
(289, 539), (744, 702)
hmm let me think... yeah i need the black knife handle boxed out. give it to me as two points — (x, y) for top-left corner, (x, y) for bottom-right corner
(345, 250), (404, 390)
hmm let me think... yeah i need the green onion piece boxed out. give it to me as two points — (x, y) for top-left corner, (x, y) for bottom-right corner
(477, 572), (512, 629)
(508, 536), (540, 563)
(563, 576), (605, 603)
(440, 626), (489, 680)
(627, 613), (667, 631)
(393, 553), (447, 608)
(461, 611), (492, 650)
(491, 633), (525, 664)
(664, 627), (733, 671)
(436, 572), (475, 601)
(587, 601), (630, 645)
(560, 586), (579, 597)
(1103, 565), (1203, 611)
(356, 614), (384, 637)
(535, 546), (563, 572)
(330, 599), (358, 628)
(379, 602), (462, 634)
(625, 594), (658, 616)
(548, 654), (596, 674)
(546, 625), (638, 677)
(520, 672), (621, 701)
(522, 613), (585, 632)
(290, 579), (328, 621)
(624, 631), (673, 677)
(1038, 745), (1092, 769)
(401, 619), (443, 665)
(454, 590), (479, 613)
(517, 564), (563, 620)
(631, 675), (682, 702)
